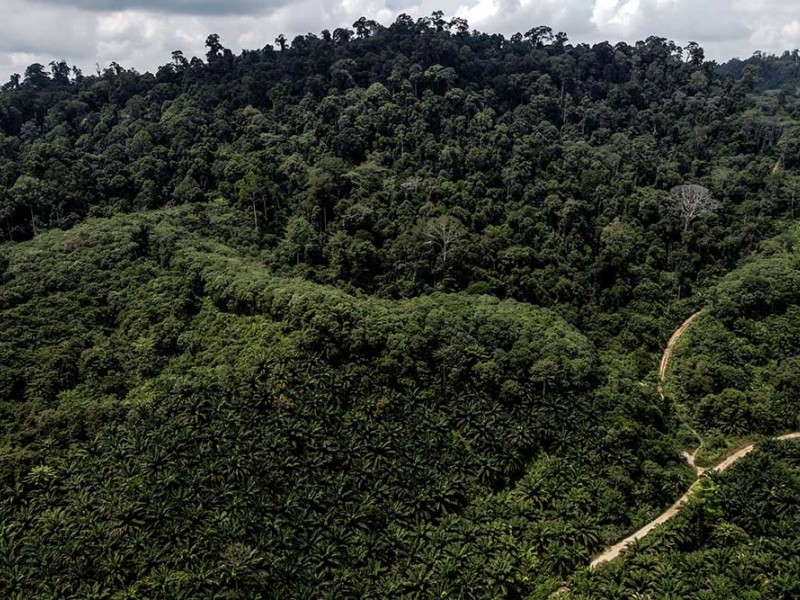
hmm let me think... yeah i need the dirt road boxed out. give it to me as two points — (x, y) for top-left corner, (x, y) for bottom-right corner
(658, 311), (702, 401)
(590, 431), (800, 568)
(590, 311), (800, 568)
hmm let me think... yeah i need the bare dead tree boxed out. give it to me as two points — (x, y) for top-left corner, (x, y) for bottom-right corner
(670, 184), (720, 232)
(424, 215), (466, 270)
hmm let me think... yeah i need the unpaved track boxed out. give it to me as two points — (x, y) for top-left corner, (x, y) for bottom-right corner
(590, 311), (800, 569)
(658, 311), (702, 401)
(590, 431), (800, 568)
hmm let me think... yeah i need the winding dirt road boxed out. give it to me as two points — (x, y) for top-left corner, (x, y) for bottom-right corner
(657, 311), (702, 401)
(589, 312), (800, 568)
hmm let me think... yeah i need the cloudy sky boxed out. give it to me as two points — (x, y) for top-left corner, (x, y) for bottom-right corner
(2, 0), (799, 81)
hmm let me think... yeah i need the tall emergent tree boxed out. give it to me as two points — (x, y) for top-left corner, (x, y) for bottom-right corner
(671, 184), (720, 232)
(424, 215), (466, 272)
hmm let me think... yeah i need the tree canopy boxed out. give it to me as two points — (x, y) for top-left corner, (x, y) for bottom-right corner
(0, 11), (799, 598)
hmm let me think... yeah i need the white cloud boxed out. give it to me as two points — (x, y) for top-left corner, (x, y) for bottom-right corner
(30, 0), (294, 16)
(1, 0), (799, 82)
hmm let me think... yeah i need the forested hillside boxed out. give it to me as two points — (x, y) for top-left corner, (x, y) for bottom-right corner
(0, 206), (689, 597)
(0, 11), (799, 598)
(2, 16), (799, 330)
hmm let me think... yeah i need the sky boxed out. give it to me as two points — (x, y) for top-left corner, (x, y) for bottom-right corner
(1, 0), (799, 81)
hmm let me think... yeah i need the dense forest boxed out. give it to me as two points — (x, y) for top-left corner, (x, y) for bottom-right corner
(0, 11), (799, 598)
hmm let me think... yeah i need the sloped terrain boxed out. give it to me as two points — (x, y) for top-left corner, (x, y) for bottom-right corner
(0, 206), (690, 598)
(1, 14), (800, 598)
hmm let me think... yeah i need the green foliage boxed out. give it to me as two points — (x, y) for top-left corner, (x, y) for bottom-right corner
(669, 227), (800, 437)
(568, 440), (800, 599)
(0, 17), (796, 331)
(0, 14), (799, 596)
(0, 207), (691, 597)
